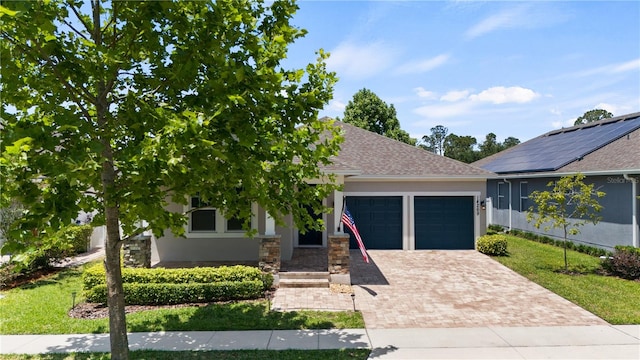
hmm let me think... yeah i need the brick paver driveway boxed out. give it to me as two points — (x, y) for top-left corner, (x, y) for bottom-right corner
(351, 250), (607, 329)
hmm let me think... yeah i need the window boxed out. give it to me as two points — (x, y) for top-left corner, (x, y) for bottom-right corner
(188, 195), (251, 236)
(520, 182), (529, 211)
(497, 182), (508, 209)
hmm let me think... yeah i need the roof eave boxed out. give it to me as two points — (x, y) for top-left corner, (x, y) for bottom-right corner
(488, 168), (640, 179)
(346, 175), (490, 181)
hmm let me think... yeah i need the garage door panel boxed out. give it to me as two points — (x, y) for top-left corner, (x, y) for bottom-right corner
(346, 196), (403, 250)
(415, 196), (474, 250)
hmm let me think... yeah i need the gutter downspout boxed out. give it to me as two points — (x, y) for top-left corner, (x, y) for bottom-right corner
(504, 178), (512, 231)
(623, 174), (638, 248)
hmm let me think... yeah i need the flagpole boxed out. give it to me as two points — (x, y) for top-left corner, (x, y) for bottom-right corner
(338, 195), (346, 233)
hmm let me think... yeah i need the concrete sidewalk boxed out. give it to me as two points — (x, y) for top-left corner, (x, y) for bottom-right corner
(1, 325), (638, 359)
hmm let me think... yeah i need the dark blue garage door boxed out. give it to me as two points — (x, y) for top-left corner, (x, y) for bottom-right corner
(345, 196), (403, 249)
(414, 196), (474, 249)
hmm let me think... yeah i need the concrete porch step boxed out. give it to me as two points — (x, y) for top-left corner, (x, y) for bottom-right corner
(278, 271), (330, 288)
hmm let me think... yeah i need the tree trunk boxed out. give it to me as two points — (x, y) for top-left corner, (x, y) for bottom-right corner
(91, 1), (129, 357)
(101, 153), (129, 359)
(104, 207), (129, 360)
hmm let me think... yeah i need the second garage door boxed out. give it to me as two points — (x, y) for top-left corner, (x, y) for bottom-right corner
(345, 196), (403, 249)
(414, 196), (474, 249)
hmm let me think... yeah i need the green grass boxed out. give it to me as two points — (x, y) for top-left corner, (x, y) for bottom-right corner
(0, 264), (364, 335)
(0, 349), (371, 360)
(493, 235), (640, 324)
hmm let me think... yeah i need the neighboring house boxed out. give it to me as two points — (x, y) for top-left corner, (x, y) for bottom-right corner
(474, 112), (640, 250)
(151, 120), (492, 263)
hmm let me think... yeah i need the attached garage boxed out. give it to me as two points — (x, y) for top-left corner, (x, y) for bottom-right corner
(414, 196), (475, 249)
(345, 196), (403, 249)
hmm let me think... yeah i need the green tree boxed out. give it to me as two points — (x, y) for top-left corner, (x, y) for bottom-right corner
(443, 134), (479, 163)
(574, 109), (613, 126)
(502, 136), (520, 149)
(0, 1), (341, 358)
(479, 132), (502, 158)
(527, 174), (605, 271)
(420, 125), (448, 155)
(341, 88), (414, 145)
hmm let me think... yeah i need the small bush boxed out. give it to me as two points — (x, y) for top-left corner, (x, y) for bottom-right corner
(85, 281), (264, 305)
(602, 246), (640, 280)
(59, 225), (93, 254)
(477, 235), (508, 256)
(488, 224), (504, 233)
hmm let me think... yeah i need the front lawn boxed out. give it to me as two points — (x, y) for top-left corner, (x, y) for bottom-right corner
(0, 263), (364, 335)
(493, 235), (640, 324)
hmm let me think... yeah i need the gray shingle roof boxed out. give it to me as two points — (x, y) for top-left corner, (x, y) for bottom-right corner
(323, 120), (492, 178)
(473, 111), (640, 175)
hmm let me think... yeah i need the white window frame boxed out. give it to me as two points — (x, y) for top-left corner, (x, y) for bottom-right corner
(520, 181), (529, 212)
(497, 182), (507, 209)
(185, 195), (257, 238)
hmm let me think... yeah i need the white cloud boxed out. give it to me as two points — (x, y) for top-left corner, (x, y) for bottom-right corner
(326, 41), (397, 79)
(593, 102), (617, 115)
(440, 90), (470, 102)
(551, 118), (575, 129)
(469, 86), (539, 104)
(327, 99), (347, 112)
(413, 87), (437, 99)
(465, 3), (569, 40)
(465, 5), (529, 39)
(572, 58), (640, 78)
(413, 101), (475, 119)
(394, 54), (450, 75)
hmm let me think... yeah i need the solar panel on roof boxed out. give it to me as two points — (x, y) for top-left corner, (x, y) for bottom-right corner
(481, 116), (640, 174)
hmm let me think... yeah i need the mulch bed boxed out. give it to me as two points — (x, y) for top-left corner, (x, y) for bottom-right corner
(68, 302), (214, 319)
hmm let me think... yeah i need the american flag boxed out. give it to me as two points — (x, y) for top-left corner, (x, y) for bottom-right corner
(342, 207), (369, 263)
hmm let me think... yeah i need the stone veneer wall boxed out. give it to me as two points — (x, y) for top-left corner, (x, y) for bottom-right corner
(123, 235), (151, 268)
(328, 233), (350, 274)
(258, 235), (281, 274)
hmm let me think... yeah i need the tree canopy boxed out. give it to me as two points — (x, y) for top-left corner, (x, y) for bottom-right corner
(574, 109), (613, 126)
(0, 1), (341, 358)
(420, 125), (448, 155)
(419, 126), (520, 163)
(340, 88), (414, 145)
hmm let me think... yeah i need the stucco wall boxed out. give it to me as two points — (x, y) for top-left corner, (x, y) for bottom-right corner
(487, 175), (638, 250)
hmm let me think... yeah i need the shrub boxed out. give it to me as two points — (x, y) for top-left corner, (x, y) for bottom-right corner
(507, 229), (611, 258)
(488, 224), (504, 233)
(477, 235), (508, 256)
(85, 281), (264, 305)
(602, 246), (640, 280)
(83, 264), (272, 290)
(82, 264), (273, 305)
(59, 225), (93, 254)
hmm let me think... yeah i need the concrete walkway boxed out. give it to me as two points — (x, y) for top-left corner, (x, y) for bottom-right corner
(1, 325), (638, 358)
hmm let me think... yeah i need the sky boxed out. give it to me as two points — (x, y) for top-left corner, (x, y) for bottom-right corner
(283, 0), (640, 143)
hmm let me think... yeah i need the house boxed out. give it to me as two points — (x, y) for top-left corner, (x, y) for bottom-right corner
(150, 120), (493, 264)
(474, 112), (640, 250)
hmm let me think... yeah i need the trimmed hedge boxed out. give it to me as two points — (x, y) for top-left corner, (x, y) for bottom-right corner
(477, 234), (508, 256)
(82, 264), (273, 305)
(83, 264), (272, 290)
(602, 246), (640, 280)
(85, 281), (265, 305)
(508, 229), (610, 258)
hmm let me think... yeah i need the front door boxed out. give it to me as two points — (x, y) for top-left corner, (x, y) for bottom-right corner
(298, 202), (323, 246)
